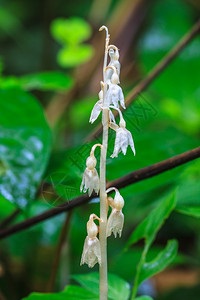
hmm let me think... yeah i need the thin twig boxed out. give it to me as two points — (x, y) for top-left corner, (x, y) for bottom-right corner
(0, 209), (20, 229)
(0, 146), (199, 240)
(46, 211), (73, 292)
(86, 19), (200, 141)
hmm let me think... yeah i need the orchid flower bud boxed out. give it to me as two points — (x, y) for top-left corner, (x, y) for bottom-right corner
(81, 214), (102, 268)
(106, 188), (125, 238)
(80, 144), (102, 196)
(107, 45), (120, 78)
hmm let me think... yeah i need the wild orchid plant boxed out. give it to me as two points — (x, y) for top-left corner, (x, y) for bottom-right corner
(80, 26), (135, 300)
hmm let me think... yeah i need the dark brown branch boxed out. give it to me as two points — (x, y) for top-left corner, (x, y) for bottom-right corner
(0, 209), (20, 229)
(0, 146), (199, 240)
(46, 211), (72, 292)
(86, 19), (200, 141)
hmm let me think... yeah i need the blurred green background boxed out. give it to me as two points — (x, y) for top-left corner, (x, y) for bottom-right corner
(0, 0), (200, 299)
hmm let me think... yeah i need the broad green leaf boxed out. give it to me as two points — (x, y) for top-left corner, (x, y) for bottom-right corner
(0, 76), (19, 89)
(176, 206), (200, 218)
(0, 72), (73, 91)
(19, 71), (74, 91)
(135, 297), (153, 300)
(110, 244), (185, 281)
(57, 44), (93, 67)
(63, 285), (99, 299)
(51, 17), (92, 45)
(138, 239), (178, 285)
(22, 285), (98, 300)
(126, 192), (177, 249)
(22, 293), (67, 300)
(0, 88), (51, 208)
(72, 272), (130, 300)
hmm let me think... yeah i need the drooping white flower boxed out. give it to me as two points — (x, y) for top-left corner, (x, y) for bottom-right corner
(105, 66), (125, 109)
(80, 144), (102, 196)
(106, 188), (125, 238)
(111, 127), (135, 157)
(110, 108), (135, 158)
(80, 168), (99, 196)
(106, 83), (125, 109)
(81, 214), (102, 268)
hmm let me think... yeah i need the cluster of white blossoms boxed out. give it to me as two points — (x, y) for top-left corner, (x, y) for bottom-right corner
(80, 26), (135, 268)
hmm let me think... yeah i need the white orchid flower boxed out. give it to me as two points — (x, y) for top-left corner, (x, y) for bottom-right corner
(81, 214), (102, 268)
(110, 107), (135, 158)
(104, 66), (125, 109)
(106, 188), (124, 238)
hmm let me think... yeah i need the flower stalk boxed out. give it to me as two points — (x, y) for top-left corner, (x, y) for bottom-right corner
(80, 25), (136, 300)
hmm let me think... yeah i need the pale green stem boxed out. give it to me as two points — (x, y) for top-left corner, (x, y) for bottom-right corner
(99, 108), (109, 300)
(99, 25), (110, 300)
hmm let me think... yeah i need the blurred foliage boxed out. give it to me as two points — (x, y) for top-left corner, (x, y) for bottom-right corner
(0, 71), (73, 91)
(0, 0), (200, 299)
(51, 17), (94, 67)
(0, 88), (51, 209)
(126, 192), (178, 296)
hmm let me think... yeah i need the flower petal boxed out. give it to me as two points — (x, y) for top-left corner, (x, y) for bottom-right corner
(127, 130), (136, 155)
(119, 87), (125, 109)
(119, 129), (128, 155)
(80, 168), (99, 196)
(107, 209), (124, 238)
(111, 129), (121, 158)
(89, 100), (102, 123)
(80, 236), (101, 268)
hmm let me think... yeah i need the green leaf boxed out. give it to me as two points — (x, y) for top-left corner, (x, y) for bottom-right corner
(57, 44), (93, 67)
(51, 17), (92, 45)
(21, 293), (67, 300)
(110, 243), (184, 281)
(138, 239), (178, 285)
(126, 192), (177, 249)
(51, 17), (93, 67)
(72, 272), (130, 300)
(22, 285), (98, 300)
(19, 71), (74, 91)
(135, 296), (153, 300)
(63, 285), (99, 300)
(0, 88), (51, 208)
(176, 206), (200, 218)
(0, 72), (73, 91)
